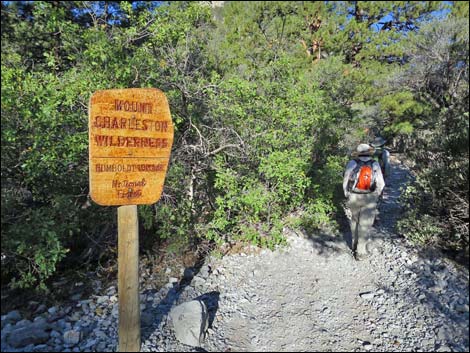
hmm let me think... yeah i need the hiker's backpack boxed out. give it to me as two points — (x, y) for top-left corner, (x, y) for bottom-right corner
(348, 159), (377, 193)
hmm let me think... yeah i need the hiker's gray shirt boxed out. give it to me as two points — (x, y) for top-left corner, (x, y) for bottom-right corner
(343, 157), (385, 198)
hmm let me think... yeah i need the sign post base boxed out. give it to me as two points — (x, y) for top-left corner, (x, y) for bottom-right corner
(118, 205), (140, 352)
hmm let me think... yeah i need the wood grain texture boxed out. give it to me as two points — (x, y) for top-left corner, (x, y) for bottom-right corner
(89, 88), (173, 205)
(118, 205), (140, 352)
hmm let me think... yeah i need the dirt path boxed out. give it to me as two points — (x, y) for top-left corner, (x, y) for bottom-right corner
(194, 156), (469, 352)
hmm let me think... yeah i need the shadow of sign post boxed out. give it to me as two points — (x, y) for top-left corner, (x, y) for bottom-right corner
(89, 88), (174, 352)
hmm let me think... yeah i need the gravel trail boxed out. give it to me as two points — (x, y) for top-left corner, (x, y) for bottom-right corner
(2, 157), (468, 352)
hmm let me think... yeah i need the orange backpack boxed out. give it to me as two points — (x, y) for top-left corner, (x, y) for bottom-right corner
(349, 160), (376, 193)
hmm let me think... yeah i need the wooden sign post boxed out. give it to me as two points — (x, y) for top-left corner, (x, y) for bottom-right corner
(89, 88), (174, 352)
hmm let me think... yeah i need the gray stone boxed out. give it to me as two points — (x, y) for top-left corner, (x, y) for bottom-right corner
(48, 306), (58, 315)
(1, 324), (12, 345)
(32, 344), (50, 352)
(81, 303), (90, 314)
(63, 330), (82, 345)
(5, 310), (22, 324)
(6, 326), (50, 348)
(96, 296), (109, 304)
(100, 319), (111, 328)
(192, 276), (206, 289)
(105, 286), (115, 295)
(169, 300), (209, 347)
(169, 277), (179, 284)
(23, 344), (36, 352)
(16, 319), (32, 327)
(82, 339), (97, 350)
(70, 293), (82, 301)
(69, 312), (81, 322)
(50, 330), (62, 339)
(96, 342), (107, 351)
(454, 304), (469, 313)
(141, 312), (154, 327)
(35, 304), (47, 315)
(436, 326), (448, 341)
(198, 265), (211, 279)
(360, 292), (375, 300)
(183, 268), (195, 281)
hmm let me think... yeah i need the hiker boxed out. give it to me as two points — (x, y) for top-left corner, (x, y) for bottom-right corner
(343, 144), (385, 259)
(370, 136), (391, 183)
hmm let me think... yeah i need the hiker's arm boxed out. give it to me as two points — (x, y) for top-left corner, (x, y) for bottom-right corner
(343, 160), (356, 198)
(374, 162), (385, 196)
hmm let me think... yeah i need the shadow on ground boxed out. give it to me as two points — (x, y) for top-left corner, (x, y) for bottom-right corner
(141, 251), (220, 345)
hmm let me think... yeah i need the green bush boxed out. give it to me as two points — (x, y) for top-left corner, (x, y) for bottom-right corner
(397, 210), (443, 245)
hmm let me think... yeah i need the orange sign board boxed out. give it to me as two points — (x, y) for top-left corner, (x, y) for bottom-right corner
(89, 88), (174, 206)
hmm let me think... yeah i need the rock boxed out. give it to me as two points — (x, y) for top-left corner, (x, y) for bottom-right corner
(92, 279), (102, 295)
(69, 312), (81, 322)
(1, 323), (13, 345)
(363, 343), (373, 350)
(32, 344), (50, 352)
(96, 296), (109, 304)
(50, 330), (62, 339)
(6, 326), (50, 348)
(141, 312), (154, 327)
(436, 327), (446, 341)
(16, 319), (32, 327)
(198, 265), (211, 279)
(192, 276), (206, 289)
(454, 304), (469, 313)
(169, 300), (209, 347)
(82, 339), (97, 350)
(4, 311), (22, 324)
(35, 304), (48, 315)
(360, 292), (375, 300)
(105, 285), (115, 295)
(63, 330), (82, 345)
(183, 268), (195, 281)
(169, 277), (179, 284)
(70, 293), (82, 301)
(48, 306), (58, 315)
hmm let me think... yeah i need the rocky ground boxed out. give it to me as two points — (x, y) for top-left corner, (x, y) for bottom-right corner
(1, 157), (469, 352)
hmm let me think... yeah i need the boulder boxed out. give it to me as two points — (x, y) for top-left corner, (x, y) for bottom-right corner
(63, 330), (82, 345)
(169, 300), (209, 347)
(6, 326), (50, 348)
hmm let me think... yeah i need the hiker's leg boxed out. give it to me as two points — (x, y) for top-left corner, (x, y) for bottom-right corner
(357, 194), (378, 255)
(347, 194), (360, 253)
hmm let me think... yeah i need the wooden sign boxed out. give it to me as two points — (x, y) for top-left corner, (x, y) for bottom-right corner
(89, 88), (174, 206)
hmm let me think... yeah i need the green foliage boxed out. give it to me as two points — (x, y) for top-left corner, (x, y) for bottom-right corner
(297, 198), (337, 235)
(398, 184), (444, 245)
(259, 150), (311, 207)
(389, 16), (469, 253)
(397, 211), (443, 245)
(1, 1), (468, 291)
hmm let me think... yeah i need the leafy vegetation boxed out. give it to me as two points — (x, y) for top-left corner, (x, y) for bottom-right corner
(1, 1), (468, 291)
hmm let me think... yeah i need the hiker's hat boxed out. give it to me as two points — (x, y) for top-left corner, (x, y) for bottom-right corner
(371, 136), (387, 147)
(354, 143), (375, 156)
